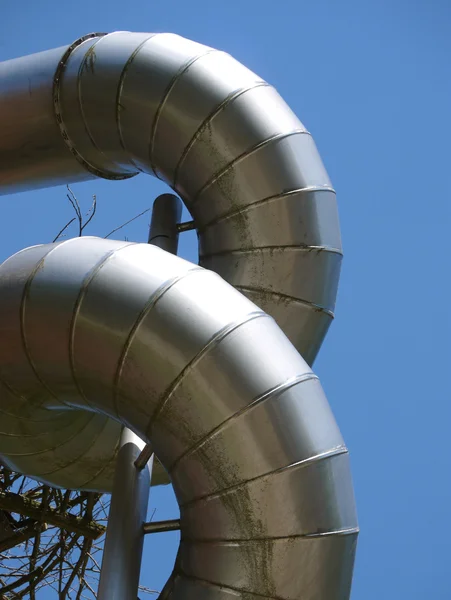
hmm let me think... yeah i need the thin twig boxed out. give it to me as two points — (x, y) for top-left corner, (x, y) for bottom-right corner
(104, 207), (151, 239)
(74, 539), (93, 600)
(81, 195), (97, 233)
(62, 538), (92, 597)
(66, 186), (83, 236)
(53, 218), (76, 243)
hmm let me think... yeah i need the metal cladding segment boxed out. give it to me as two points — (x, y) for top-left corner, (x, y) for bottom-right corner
(0, 239), (168, 490)
(0, 31), (343, 364)
(0, 32), (357, 598)
(0, 38), (99, 192)
(0, 239), (357, 599)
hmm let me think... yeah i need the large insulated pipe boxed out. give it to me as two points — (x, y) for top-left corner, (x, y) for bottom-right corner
(0, 32), (357, 599)
(0, 238), (357, 600)
(0, 31), (342, 365)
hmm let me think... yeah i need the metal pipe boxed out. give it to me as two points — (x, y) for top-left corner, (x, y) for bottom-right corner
(0, 31), (342, 365)
(0, 239), (358, 600)
(148, 193), (183, 254)
(0, 33), (358, 600)
(143, 519), (180, 535)
(97, 428), (152, 600)
(176, 221), (195, 233)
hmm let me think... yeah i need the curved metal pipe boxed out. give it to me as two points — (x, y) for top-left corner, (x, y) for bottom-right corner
(0, 32), (357, 598)
(0, 238), (357, 599)
(0, 31), (342, 365)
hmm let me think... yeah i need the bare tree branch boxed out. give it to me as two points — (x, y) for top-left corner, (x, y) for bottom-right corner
(0, 491), (105, 540)
(53, 218), (76, 243)
(104, 207), (151, 239)
(66, 186), (83, 237)
(81, 195), (97, 233)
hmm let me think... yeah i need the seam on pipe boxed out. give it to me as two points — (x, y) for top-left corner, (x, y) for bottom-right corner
(78, 433), (120, 489)
(0, 402), (66, 423)
(116, 33), (159, 170)
(53, 33), (135, 181)
(173, 573), (279, 600)
(0, 418), (83, 437)
(0, 377), (65, 421)
(172, 571), (302, 600)
(197, 185), (336, 232)
(145, 310), (269, 438)
(69, 243), (136, 412)
(20, 239), (84, 409)
(0, 406), (65, 423)
(2, 412), (98, 460)
(33, 414), (112, 479)
(176, 548), (357, 600)
(172, 81), (270, 187)
(168, 372), (318, 473)
(0, 244), (49, 269)
(149, 49), (219, 175)
(200, 245), (343, 260)
(182, 527), (361, 544)
(112, 266), (204, 421)
(180, 446), (348, 509)
(190, 129), (311, 206)
(77, 36), (113, 166)
(234, 286), (336, 317)
(148, 234), (173, 245)
(75, 33), (136, 177)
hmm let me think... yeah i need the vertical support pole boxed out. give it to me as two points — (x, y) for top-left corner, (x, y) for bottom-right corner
(97, 429), (152, 600)
(98, 193), (183, 598)
(148, 193), (183, 253)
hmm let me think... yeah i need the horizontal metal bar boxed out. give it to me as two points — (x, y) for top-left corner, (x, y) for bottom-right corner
(176, 220), (195, 232)
(143, 518), (180, 534)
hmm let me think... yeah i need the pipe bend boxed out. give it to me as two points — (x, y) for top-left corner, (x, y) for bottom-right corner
(0, 239), (357, 599)
(87, 32), (342, 364)
(0, 32), (357, 599)
(0, 31), (342, 363)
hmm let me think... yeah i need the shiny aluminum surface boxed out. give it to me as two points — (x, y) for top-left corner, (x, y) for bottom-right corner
(0, 32), (357, 599)
(0, 31), (342, 363)
(98, 428), (152, 600)
(0, 239), (357, 599)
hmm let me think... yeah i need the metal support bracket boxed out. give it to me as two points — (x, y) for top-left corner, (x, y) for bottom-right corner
(135, 443), (154, 471)
(143, 519), (181, 535)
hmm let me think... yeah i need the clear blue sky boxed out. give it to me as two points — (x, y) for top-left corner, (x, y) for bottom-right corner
(1, 1), (450, 598)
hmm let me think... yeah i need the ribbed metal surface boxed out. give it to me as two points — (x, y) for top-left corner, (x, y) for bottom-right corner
(0, 31), (342, 364)
(0, 32), (357, 599)
(0, 239), (357, 599)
